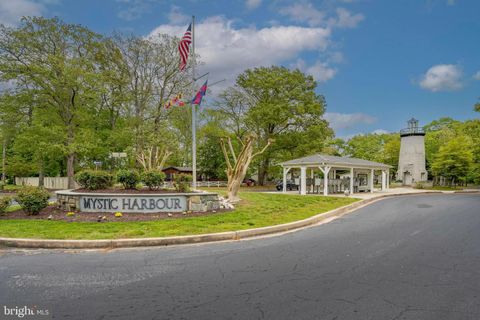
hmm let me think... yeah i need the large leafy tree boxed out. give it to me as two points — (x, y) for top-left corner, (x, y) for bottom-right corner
(431, 135), (473, 185)
(0, 17), (116, 187)
(215, 66), (333, 185)
(343, 133), (400, 171)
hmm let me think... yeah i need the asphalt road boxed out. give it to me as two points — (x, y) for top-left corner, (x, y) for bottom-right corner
(1, 194), (480, 320)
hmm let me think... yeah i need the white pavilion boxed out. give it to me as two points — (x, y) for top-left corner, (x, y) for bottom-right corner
(280, 154), (391, 196)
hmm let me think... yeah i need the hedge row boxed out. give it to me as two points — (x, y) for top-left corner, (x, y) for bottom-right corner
(73, 169), (183, 191)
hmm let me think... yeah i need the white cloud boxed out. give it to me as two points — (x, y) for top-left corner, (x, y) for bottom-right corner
(292, 59), (336, 83)
(372, 129), (389, 135)
(279, 3), (364, 29)
(333, 7), (364, 28)
(419, 64), (463, 92)
(0, 0), (44, 26)
(245, 0), (262, 10)
(279, 3), (326, 27)
(149, 16), (332, 92)
(324, 112), (376, 130)
(473, 71), (480, 80)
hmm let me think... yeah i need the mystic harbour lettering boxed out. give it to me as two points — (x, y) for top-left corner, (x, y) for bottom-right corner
(79, 196), (187, 213)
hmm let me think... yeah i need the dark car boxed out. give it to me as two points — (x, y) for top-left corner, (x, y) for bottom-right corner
(276, 180), (298, 191)
(243, 178), (256, 187)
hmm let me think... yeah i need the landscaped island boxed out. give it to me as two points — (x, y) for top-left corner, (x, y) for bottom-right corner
(0, 190), (358, 239)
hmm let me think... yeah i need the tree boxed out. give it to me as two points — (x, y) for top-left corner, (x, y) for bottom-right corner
(115, 33), (194, 168)
(215, 66), (332, 185)
(220, 134), (272, 202)
(431, 135), (473, 185)
(0, 17), (114, 188)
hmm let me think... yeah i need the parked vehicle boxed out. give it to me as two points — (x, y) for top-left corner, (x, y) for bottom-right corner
(243, 178), (256, 187)
(276, 180), (298, 191)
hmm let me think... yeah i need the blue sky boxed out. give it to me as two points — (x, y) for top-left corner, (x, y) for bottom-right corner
(1, 0), (479, 138)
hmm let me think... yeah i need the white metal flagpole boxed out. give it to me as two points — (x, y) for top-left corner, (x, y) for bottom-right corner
(191, 15), (197, 189)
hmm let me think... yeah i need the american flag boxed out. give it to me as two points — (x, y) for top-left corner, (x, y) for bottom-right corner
(178, 23), (192, 71)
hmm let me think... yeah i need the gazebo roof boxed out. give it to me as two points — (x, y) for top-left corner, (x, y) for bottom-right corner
(281, 154), (391, 169)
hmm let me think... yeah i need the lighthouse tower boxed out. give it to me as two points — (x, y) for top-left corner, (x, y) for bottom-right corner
(397, 118), (427, 185)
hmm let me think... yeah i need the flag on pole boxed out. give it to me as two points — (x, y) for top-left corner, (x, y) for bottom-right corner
(164, 94), (186, 109)
(178, 23), (192, 71)
(192, 80), (208, 105)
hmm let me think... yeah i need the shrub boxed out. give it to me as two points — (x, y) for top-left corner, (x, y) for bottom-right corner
(141, 170), (166, 190)
(116, 169), (140, 189)
(0, 196), (12, 214)
(15, 187), (50, 215)
(75, 170), (114, 190)
(174, 174), (193, 193)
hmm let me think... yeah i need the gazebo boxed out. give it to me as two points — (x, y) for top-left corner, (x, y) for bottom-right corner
(280, 154), (391, 196)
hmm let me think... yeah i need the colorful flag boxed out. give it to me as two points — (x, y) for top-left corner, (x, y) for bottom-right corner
(164, 94), (186, 109)
(192, 80), (208, 105)
(178, 23), (192, 71)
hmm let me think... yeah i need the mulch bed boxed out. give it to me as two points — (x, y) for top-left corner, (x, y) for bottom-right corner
(72, 188), (195, 194)
(0, 206), (230, 222)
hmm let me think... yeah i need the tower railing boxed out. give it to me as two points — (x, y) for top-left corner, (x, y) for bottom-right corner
(400, 127), (425, 135)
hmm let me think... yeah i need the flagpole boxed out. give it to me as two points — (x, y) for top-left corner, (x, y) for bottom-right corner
(191, 15), (197, 190)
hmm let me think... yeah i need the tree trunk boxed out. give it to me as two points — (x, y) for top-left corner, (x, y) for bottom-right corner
(38, 159), (45, 187)
(1, 138), (6, 184)
(221, 135), (273, 202)
(67, 153), (75, 189)
(257, 158), (269, 186)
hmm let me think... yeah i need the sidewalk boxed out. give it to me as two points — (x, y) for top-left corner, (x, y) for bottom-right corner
(264, 187), (445, 200)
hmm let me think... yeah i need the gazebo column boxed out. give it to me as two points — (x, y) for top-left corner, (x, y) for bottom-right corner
(300, 166), (307, 195)
(318, 166), (331, 196)
(310, 168), (315, 193)
(370, 169), (374, 193)
(381, 170), (386, 191)
(282, 167), (291, 193)
(387, 169), (390, 190)
(350, 168), (354, 194)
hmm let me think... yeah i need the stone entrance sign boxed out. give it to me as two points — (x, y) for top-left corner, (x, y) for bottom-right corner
(56, 190), (221, 213)
(80, 195), (187, 213)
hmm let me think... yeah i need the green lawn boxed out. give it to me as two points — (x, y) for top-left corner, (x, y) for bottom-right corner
(418, 185), (468, 191)
(0, 184), (24, 192)
(0, 191), (358, 240)
(5, 204), (21, 212)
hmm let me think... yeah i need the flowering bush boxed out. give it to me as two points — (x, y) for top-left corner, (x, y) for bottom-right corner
(116, 169), (140, 189)
(15, 187), (50, 215)
(0, 196), (12, 214)
(174, 174), (192, 193)
(141, 170), (166, 190)
(75, 170), (114, 190)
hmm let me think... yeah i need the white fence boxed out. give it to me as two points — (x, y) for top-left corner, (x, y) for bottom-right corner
(162, 181), (228, 188)
(195, 181), (228, 187)
(15, 177), (80, 189)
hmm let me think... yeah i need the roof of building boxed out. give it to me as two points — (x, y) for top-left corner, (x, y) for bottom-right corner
(281, 154), (391, 169)
(162, 166), (193, 172)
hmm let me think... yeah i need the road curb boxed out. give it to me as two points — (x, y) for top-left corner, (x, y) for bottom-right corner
(0, 191), (477, 249)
